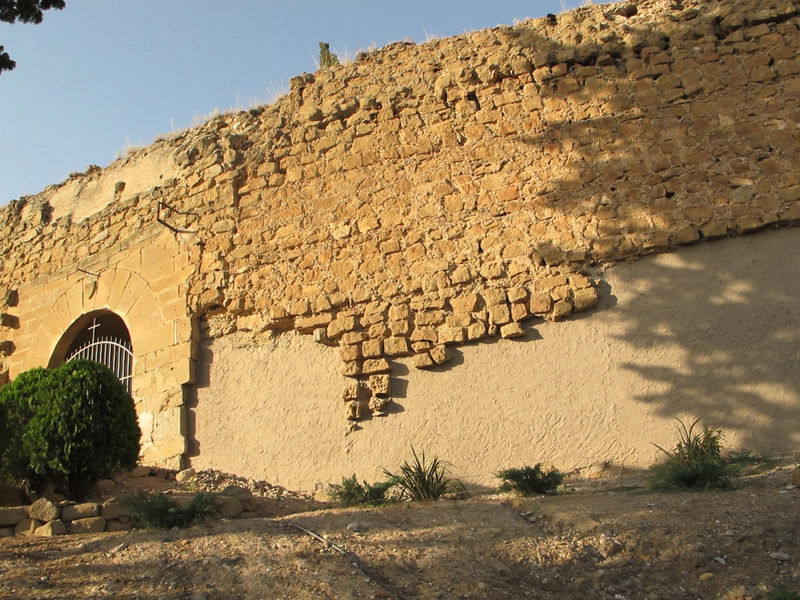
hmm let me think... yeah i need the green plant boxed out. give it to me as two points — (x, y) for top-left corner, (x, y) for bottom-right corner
(20, 360), (140, 500)
(496, 464), (564, 495)
(126, 493), (218, 529)
(649, 418), (732, 490)
(327, 474), (399, 507)
(384, 447), (458, 501)
(766, 586), (800, 600)
(0, 367), (54, 490)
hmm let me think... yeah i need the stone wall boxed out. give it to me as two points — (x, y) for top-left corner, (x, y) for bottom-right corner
(1, 0), (799, 474)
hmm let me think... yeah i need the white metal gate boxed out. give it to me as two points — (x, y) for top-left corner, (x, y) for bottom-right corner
(66, 336), (133, 394)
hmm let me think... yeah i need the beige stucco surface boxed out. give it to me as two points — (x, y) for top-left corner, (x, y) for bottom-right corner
(190, 229), (800, 491)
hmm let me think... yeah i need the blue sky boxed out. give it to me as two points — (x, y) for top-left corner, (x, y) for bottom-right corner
(1, 1), (589, 205)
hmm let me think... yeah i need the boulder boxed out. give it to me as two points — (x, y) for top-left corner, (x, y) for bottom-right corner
(61, 503), (100, 522)
(14, 518), (40, 536)
(69, 517), (106, 534)
(28, 498), (60, 522)
(35, 520), (67, 536)
(101, 498), (129, 520)
(218, 497), (243, 519)
(0, 506), (26, 527)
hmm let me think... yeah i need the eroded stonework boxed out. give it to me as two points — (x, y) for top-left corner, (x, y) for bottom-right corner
(1, 0), (799, 474)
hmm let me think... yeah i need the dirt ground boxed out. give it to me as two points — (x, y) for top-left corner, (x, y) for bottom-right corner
(0, 460), (798, 600)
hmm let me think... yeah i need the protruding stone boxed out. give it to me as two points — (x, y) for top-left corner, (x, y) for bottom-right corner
(500, 323), (525, 338)
(551, 299), (573, 320)
(467, 321), (486, 340)
(487, 304), (511, 325)
(361, 339), (383, 358)
(70, 517), (106, 534)
(362, 358), (391, 374)
(413, 352), (435, 369)
(101, 498), (130, 521)
(327, 316), (357, 339)
(530, 292), (552, 314)
(368, 374), (390, 396)
(0, 506), (26, 526)
(14, 518), (39, 536)
(35, 520), (67, 537)
(28, 498), (60, 522)
(573, 287), (599, 312)
(450, 293), (479, 313)
(430, 345), (451, 365)
(341, 361), (362, 377)
(176, 468), (196, 483)
(383, 336), (410, 356)
(61, 503), (99, 522)
(339, 344), (362, 362)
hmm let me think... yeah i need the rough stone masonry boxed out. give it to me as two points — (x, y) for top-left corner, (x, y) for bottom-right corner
(0, 0), (799, 481)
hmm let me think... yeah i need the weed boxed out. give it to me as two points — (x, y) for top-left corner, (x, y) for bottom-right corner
(649, 418), (732, 490)
(384, 447), (459, 501)
(126, 492), (217, 529)
(766, 587), (800, 600)
(328, 474), (399, 507)
(496, 464), (564, 496)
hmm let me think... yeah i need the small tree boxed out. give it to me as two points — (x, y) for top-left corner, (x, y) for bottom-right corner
(2, 360), (141, 500)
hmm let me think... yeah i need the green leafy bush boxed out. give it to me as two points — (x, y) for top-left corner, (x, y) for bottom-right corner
(328, 474), (399, 506)
(126, 493), (218, 529)
(496, 464), (564, 495)
(0, 368), (50, 486)
(0, 360), (141, 500)
(649, 418), (732, 490)
(384, 447), (460, 501)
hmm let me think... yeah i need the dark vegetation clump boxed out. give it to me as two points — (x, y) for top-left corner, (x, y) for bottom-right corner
(649, 418), (732, 490)
(0, 360), (141, 501)
(126, 493), (218, 529)
(327, 474), (398, 507)
(496, 464), (565, 495)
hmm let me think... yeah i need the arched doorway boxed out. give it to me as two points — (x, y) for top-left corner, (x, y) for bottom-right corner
(49, 310), (133, 393)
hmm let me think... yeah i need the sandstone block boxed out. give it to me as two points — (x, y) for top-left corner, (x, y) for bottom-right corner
(61, 503), (100, 522)
(340, 344), (362, 362)
(35, 520), (67, 537)
(410, 327), (438, 343)
(430, 345), (451, 366)
(175, 468), (196, 483)
(445, 312), (472, 328)
(368, 374), (390, 396)
(573, 288), (600, 312)
(389, 319), (410, 336)
(438, 326), (465, 345)
(411, 341), (433, 353)
(327, 316), (357, 339)
(530, 292), (552, 314)
(384, 336), (410, 356)
(388, 303), (411, 321)
(412, 353), (435, 369)
(362, 339), (383, 358)
(552, 299), (574, 320)
(295, 313), (333, 333)
(500, 323), (525, 338)
(28, 498), (60, 522)
(481, 289), (507, 306)
(70, 517), (106, 534)
(506, 287), (528, 303)
(341, 361), (362, 377)
(340, 331), (369, 345)
(0, 506), (27, 526)
(511, 302), (529, 322)
(0, 527), (13, 538)
(362, 358), (391, 375)
(450, 293), (479, 313)
(101, 498), (130, 521)
(467, 321), (486, 341)
(415, 310), (446, 326)
(14, 518), (39, 536)
(369, 396), (392, 415)
(487, 304), (511, 325)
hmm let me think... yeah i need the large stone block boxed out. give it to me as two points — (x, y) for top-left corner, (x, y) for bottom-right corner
(28, 498), (60, 522)
(0, 506), (26, 527)
(61, 503), (100, 522)
(70, 517), (106, 534)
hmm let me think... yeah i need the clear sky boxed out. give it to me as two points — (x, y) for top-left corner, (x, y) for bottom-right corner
(1, 0), (590, 205)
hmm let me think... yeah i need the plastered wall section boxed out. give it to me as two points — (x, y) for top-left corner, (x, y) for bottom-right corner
(190, 229), (800, 490)
(0, 226), (194, 469)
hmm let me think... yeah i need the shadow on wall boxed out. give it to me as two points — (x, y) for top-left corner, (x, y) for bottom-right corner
(609, 229), (800, 452)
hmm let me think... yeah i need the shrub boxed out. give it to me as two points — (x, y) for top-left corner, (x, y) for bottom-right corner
(649, 418), (732, 490)
(126, 493), (218, 529)
(384, 447), (459, 501)
(496, 464), (564, 495)
(328, 474), (399, 506)
(0, 367), (53, 490)
(14, 360), (140, 500)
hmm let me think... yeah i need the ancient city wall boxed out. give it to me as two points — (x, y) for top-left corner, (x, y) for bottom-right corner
(1, 0), (799, 482)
